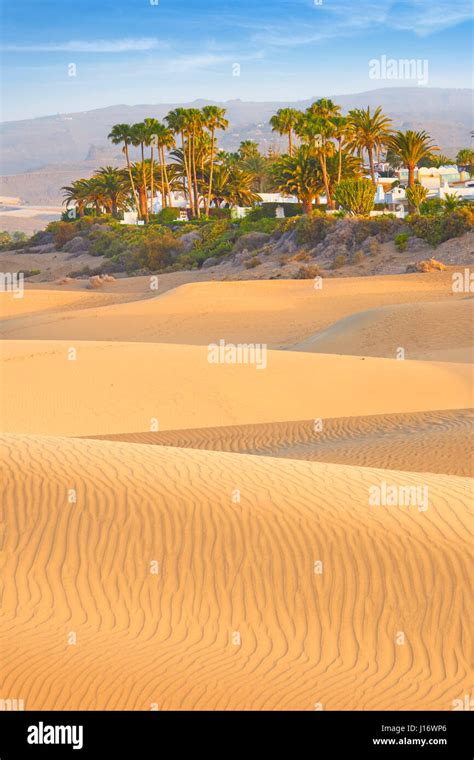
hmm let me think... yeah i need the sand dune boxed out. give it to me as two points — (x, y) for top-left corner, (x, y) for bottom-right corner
(291, 299), (474, 362)
(0, 272), (464, 345)
(1, 434), (471, 710)
(1, 340), (472, 436)
(89, 408), (474, 477)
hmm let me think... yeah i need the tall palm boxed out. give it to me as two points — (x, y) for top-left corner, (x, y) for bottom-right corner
(166, 108), (194, 214)
(108, 123), (141, 218)
(202, 105), (228, 215)
(184, 108), (204, 216)
(148, 121), (175, 209)
(387, 130), (438, 187)
(270, 108), (301, 156)
(131, 122), (150, 222)
(331, 115), (352, 183)
(296, 111), (335, 207)
(348, 106), (392, 183)
(143, 118), (160, 215)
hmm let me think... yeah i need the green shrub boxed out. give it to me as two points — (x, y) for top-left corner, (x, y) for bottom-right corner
(352, 250), (365, 264)
(295, 212), (335, 245)
(154, 208), (181, 224)
(395, 232), (409, 251)
(408, 209), (473, 247)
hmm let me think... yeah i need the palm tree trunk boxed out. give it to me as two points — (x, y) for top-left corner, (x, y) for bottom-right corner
(185, 133), (195, 215)
(161, 146), (172, 207)
(140, 143), (149, 222)
(320, 152), (332, 208)
(408, 164), (415, 188)
(192, 131), (200, 218)
(288, 130), (293, 157)
(205, 127), (216, 216)
(302, 196), (313, 214)
(124, 143), (140, 219)
(150, 146), (154, 216)
(337, 138), (343, 183)
(158, 144), (166, 208)
(368, 147), (376, 184)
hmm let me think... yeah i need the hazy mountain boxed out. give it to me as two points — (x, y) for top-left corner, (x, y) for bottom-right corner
(1, 88), (472, 204)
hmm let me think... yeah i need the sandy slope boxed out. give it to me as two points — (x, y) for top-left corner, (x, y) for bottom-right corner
(1, 435), (471, 710)
(0, 272), (464, 345)
(291, 299), (474, 362)
(90, 408), (474, 477)
(1, 340), (472, 436)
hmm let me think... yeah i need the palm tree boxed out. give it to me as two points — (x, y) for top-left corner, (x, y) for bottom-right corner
(61, 179), (91, 217)
(405, 182), (428, 213)
(108, 123), (141, 218)
(94, 166), (127, 217)
(348, 106), (392, 183)
(166, 108), (194, 214)
(331, 115), (352, 183)
(202, 105), (229, 215)
(296, 111), (335, 207)
(185, 108), (204, 217)
(143, 118), (160, 215)
(148, 121), (175, 210)
(442, 192), (467, 212)
(131, 123), (150, 222)
(270, 108), (301, 156)
(387, 130), (438, 187)
(208, 163), (261, 208)
(273, 145), (325, 213)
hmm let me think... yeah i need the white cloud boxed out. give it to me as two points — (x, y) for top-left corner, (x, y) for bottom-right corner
(1, 38), (166, 53)
(252, 0), (472, 48)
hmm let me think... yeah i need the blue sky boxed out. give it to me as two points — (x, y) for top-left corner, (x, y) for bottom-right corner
(1, 0), (472, 121)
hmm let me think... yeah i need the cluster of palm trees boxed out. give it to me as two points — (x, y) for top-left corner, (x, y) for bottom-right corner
(63, 100), (442, 219)
(270, 99), (438, 211)
(63, 106), (266, 219)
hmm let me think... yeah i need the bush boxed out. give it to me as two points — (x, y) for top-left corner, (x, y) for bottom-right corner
(368, 238), (381, 256)
(154, 208), (181, 224)
(408, 209), (473, 247)
(293, 264), (321, 279)
(245, 202), (302, 220)
(244, 257), (261, 268)
(331, 254), (347, 269)
(395, 232), (409, 251)
(0, 231), (29, 250)
(352, 250), (365, 264)
(139, 229), (184, 270)
(21, 269), (41, 277)
(293, 250), (312, 262)
(295, 212), (335, 245)
(419, 198), (444, 216)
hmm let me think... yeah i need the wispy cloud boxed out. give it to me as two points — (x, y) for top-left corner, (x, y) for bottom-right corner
(251, 0), (473, 48)
(1, 38), (166, 53)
